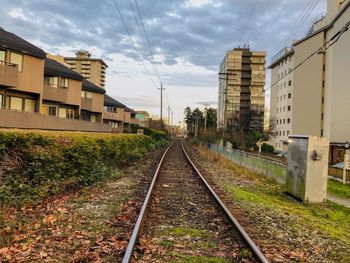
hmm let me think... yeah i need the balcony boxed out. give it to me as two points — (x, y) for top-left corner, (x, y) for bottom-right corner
(103, 111), (124, 122)
(43, 84), (68, 102)
(0, 61), (18, 87)
(81, 97), (93, 111)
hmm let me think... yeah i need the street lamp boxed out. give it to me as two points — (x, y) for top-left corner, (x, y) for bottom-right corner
(343, 141), (350, 184)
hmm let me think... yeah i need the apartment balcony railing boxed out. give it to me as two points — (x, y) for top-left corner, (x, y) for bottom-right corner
(270, 47), (293, 65)
(81, 97), (93, 111)
(43, 84), (68, 102)
(0, 61), (18, 87)
(103, 111), (124, 122)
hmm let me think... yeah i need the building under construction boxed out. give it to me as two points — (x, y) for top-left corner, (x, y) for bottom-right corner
(217, 47), (266, 132)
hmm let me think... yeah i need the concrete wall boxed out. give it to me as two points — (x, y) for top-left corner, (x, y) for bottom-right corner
(292, 31), (324, 137)
(15, 54), (44, 97)
(324, 6), (350, 143)
(0, 108), (111, 132)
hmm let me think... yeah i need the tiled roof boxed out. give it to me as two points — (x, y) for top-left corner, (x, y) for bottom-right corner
(82, 79), (105, 94)
(44, 58), (83, 81)
(104, 94), (126, 108)
(0, 27), (46, 59)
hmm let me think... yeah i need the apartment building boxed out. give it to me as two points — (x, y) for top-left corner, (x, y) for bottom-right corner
(268, 48), (295, 151)
(217, 48), (266, 132)
(64, 50), (107, 88)
(103, 94), (126, 130)
(0, 27), (46, 113)
(268, 0), (350, 158)
(81, 80), (105, 122)
(135, 111), (150, 127)
(43, 58), (83, 119)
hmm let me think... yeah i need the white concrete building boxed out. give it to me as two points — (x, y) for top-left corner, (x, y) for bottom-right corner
(268, 48), (294, 151)
(269, 0), (350, 157)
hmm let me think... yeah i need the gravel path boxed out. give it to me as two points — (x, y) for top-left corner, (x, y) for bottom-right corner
(133, 140), (253, 263)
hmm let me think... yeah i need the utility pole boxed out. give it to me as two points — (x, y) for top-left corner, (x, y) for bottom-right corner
(168, 106), (171, 126)
(171, 111), (174, 126)
(159, 82), (164, 126)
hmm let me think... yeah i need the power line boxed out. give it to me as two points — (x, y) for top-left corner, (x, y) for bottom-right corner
(239, 0), (258, 44)
(275, 0), (319, 53)
(265, 19), (350, 92)
(134, 0), (161, 81)
(111, 0), (159, 90)
(128, 0), (161, 84)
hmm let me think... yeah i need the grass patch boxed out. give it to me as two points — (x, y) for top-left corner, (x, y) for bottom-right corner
(225, 179), (350, 244)
(328, 179), (350, 199)
(160, 227), (210, 238)
(169, 252), (229, 263)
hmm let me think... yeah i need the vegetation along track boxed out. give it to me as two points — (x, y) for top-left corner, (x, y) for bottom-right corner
(122, 139), (268, 263)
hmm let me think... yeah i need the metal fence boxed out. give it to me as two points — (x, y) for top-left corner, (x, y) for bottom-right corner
(199, 142), (287, 184)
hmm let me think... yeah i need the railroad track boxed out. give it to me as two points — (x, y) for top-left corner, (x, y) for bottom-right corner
(122, 140), (268, 263)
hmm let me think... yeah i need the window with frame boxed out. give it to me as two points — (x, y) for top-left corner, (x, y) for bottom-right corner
(0, 50), (5, 63)
(43, 105), (57, 116)
(45, 76), (59, 87)
(60, 77), (69, 88)
(67, 109), (74, 119)
(24, 99), (36, 112)
(9, 96), (23, 111)
(288, 93), (291, 99)
(0, 94), (3, 108)
(10, 52), (23, 71)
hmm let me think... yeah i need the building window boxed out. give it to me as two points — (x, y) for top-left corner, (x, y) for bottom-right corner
(287, 131), (290, 136)
(9, 96), (23, 111)
(283, 119), (286, 124)
(321, 129), (323, 136)
(82, 91), (93, 99)
(289, 80), (292, 86)
(288, 93), (291, 99)
(0, 50), (5, 62)
(24, 98), (36, 112)
(322, 97), (324, 104)
(287, 118), (291, 124)
(43, 105), (57, 116)
(10, 52), (23, 72)
(0, 94), (3, 108)
(284, 95), (286, 100)
(288, 106), (291, 111)
(321, 113), (324, 120)
(283, 131), (285, 136)
(59, 108), (67, 118)
(284, 82), (286, 88)
(45, 76), (59, 87)
(322, 81), (325, 88)
(67, 109), (74, 119)
(60, 77), (69, 88)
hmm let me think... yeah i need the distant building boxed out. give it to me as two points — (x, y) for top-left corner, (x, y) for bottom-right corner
(64, 50), (108, 88)
(135, 110), (150, 127)
(217, 48), (266, 132)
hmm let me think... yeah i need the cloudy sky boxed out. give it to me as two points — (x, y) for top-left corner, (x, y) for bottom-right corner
(0, 0), (327, 123)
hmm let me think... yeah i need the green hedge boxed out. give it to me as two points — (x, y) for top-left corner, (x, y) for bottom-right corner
(0, 131), (164, 206)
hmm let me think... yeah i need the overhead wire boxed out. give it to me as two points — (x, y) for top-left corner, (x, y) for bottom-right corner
(275, 0), (319, 53)
(111, 0), (159, 90)
(265, 19), (350, 92)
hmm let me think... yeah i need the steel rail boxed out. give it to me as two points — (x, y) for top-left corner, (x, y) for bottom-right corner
(122, 141), (175, 263)
(180, 140), (269, 263)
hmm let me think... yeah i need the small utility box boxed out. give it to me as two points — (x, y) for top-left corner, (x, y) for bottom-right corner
(286, 135), (329, 203)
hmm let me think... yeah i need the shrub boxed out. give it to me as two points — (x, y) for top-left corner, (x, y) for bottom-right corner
(261, 143), (275, 153)
(0, 130), (165, 206)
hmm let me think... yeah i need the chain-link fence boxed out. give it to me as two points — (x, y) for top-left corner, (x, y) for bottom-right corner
(199, 141), (287, 184)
